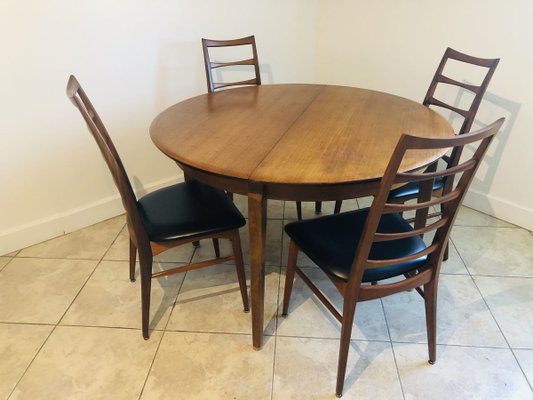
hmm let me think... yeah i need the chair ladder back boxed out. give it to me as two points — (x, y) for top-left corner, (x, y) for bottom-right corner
(347, 118), (505, 285)
(66, 75), (149, 249)
(201, 35), (261, 93)
(423, 47), (499, 136)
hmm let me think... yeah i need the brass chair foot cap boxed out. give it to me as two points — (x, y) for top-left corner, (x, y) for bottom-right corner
(428, 360), (435, 365)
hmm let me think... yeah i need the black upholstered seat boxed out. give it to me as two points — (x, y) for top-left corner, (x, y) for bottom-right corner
(285, 209), (427, 283)
(138, 180), (245, 242)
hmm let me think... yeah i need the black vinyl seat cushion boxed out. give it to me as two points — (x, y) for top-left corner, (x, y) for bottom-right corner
(388, 178), (444, 201)
(138, 180), (245, 242)
(285, 209), (427, 283)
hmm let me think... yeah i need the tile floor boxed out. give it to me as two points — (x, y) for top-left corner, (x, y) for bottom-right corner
(1, 196), (533, 399)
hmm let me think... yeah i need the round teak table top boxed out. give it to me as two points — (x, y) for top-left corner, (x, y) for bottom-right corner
(150, 84), (454, 186)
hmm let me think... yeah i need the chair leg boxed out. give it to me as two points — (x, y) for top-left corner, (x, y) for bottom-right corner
(296, 201), (303, 220)
(282, 240), (299, 316)
(230, 231), (249, 312)
(424, 280), (438, 364)
(129, 239), (137, 282)
(336, 294), (358, 398)
(315, 201), (322, 214)
(227, 191), (234, 201)
(334, 200), (343, 214)
(192, 240), (200, 248)
(139, 253), (153, 340)
(212, 238), (220, 258)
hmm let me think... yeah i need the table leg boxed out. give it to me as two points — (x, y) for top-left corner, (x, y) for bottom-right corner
(248, 191), (267, 349)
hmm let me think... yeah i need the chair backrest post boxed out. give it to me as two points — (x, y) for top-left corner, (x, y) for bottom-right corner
(66, 75), (151, 252)
(201, 35), (261, 93)
(422, 47), (499, 195)
(423, 47), (499, 136)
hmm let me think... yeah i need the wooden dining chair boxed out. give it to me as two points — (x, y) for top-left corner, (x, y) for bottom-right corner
(201, 35), (320, 220)
(334, 48), (499, 229)
(282, 118), (504, 397)
(202, 35), (261, 93)
(66, 75), (249, 340)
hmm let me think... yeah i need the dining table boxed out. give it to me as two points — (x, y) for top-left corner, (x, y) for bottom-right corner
(150, 84), (454, 349)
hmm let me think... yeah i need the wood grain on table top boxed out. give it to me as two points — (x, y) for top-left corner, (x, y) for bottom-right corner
(150, 84), (454, 185)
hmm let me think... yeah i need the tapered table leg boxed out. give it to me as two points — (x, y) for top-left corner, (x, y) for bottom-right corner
(248, 190), (267, 349)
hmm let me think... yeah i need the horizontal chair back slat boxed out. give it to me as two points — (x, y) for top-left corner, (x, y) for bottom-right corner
(347, 118), (505, 292)
(202, 35), (261, 93)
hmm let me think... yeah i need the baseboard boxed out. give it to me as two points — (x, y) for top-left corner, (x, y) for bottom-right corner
(3, 179), (530, 256)
(463, 188), (533, 231)
(0, 176), (183, 256)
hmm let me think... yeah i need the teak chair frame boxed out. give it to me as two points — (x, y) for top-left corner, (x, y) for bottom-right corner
(202, 35), (261, 93)
(66, 75), (249, 339)
(334, 48), (499, 223)
(282, 118), (504, 397)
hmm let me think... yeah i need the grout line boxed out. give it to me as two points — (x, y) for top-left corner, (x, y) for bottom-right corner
(470, 276), (533, 392)
(452, 236), (533, 279)
(138, 244), (205, 399)
(380, 298), (407, 400)
(454, 224), (521, 228)
(6, 223), (125, 400)
(0, 256), (15, 273)
(137, 331), (167, 400)
(0, 321), (55, 327)
(6, 323), (56, 399)
(270, 254), (284, 400)
(7, 255), (112, 262)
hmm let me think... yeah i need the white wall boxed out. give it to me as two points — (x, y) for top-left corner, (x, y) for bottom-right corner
(316, 0), (533, 230)
(2, 0), (532, 255)
(0, 0), (318, 254)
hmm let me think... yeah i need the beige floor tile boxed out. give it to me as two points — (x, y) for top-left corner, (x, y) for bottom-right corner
(11, 326), (161, 400)
(455, 206), (515, 227)
(514, 349), (533, 387)
(284, 199), (358, 220)
(278, 268), (389, 340)
(356, 196), (373, 208)
(0, 258), (97, 324)
(188, 235), (235, 265)
(452, 227), (533, 277)
(273, 337), (403, 400)
(474, 276), (533, 349)
(233, 194), (285, 219)
(2, 250), (19, 257)
(18, 216), (125, 260)
(394, 343), (533, 400)
(0, 257), (11, 271)
(168, 265), (279, 335)
(192, 220), (284, 266)
(62, 260), (184, 331)
(104, 225), (195, 263)
(141, 331), (274, 400)
(0, 324), (53, 399)
(383, 274), (507, 347)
